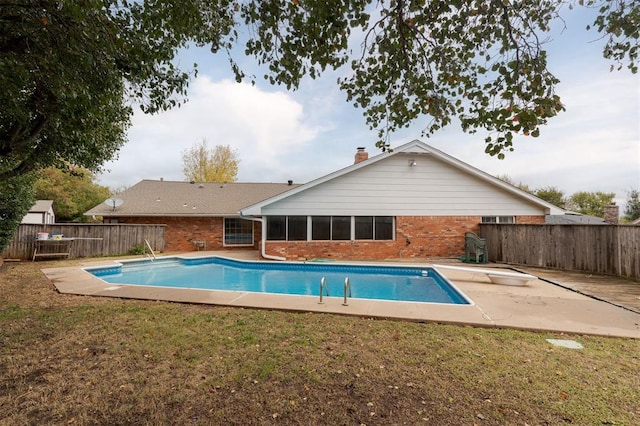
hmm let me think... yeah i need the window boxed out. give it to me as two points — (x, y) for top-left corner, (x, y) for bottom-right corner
(266, 216), (286, 240)
(332, 216), (351, 240)
(288, 216), (307, 241)
(224, 218), (254, 245)
(374, 216), (394, 240)
(355, 216), (373, 240)
(311, 216), (353, 240)
(481, 216), (515, 224)
(266, 215), (395, 241)
(311, 216), (331, 240)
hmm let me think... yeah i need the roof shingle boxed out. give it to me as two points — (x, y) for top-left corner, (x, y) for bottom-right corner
(85, 180), (299, 217)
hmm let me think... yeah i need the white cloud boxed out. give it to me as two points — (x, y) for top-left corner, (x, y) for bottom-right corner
(99, 77), (326, 188)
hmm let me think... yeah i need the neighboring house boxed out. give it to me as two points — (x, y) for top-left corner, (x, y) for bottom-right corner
(86, 140), (565, 260)
(85, 180), (300, 252)
(22, 200), (55, 224)
(546, 204), (620, 225)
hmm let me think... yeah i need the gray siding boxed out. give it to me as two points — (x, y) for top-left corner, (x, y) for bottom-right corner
(262, 153), (545, 216)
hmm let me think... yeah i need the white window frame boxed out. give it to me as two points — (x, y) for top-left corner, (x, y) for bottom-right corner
(223, 217), (255, 247)
(481, 216), (515, 224)
(265, 215), (395, 241)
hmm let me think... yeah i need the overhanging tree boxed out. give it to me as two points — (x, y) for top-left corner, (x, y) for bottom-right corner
(1, 0), (237, 182)
(2, 1), (638, 182)
(1, 0), (237, 249)
(1, 1), (638, 250)
(241, 0), (638, 155)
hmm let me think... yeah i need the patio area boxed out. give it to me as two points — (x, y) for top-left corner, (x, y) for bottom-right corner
(42, 251), (640, 339)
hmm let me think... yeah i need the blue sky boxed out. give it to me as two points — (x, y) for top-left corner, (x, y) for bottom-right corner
(98, 6), (639, 208)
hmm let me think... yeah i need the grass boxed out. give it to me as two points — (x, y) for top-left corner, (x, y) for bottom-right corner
(1, 259), (639, 425)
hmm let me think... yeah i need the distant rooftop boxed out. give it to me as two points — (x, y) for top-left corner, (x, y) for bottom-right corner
(30, 200), (54, 212)
(546, 213), (608, 225)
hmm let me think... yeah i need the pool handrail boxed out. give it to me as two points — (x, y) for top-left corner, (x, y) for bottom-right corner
(143, 239), (156, 261)
(318, 276), (329, 304)
(342, 277), (351, 306)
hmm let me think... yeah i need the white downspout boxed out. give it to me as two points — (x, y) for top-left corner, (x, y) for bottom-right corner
(239, 213), (286, 261)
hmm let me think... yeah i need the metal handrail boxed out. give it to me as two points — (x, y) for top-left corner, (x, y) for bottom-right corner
(318, 277), (329, 304)
(143, 239), (156, 261)
(342, 277), (351, 306)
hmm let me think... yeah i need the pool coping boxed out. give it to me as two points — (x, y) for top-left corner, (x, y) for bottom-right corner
(41, 252), (640, 339)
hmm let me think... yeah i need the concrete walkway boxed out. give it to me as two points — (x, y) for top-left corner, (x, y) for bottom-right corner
(42, 252), (640, 339)
(511, 266), (640, 314)
(428, 264), (639, 338)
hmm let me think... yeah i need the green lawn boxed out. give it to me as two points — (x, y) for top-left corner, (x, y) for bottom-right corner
(1, 259), (639, 425)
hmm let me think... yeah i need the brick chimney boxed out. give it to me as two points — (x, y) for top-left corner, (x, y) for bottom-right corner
(354, 147), (368, 164)
(604, 204), (619, 224)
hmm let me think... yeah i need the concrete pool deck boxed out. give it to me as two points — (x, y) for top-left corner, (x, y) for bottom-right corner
(41, 251), (640, 339)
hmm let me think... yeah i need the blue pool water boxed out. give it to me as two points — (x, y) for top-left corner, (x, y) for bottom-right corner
(87, 257), (471, 305)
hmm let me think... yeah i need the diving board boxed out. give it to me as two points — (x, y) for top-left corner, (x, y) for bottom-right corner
(432, 264), (537, 286)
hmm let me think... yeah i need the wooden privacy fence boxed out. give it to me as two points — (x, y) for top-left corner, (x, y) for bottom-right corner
(2, 224), (165, 260)
(479, 224), (640, 279)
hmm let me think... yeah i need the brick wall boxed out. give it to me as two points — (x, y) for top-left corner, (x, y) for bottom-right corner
(516, 215), (545, 225)
(263, 217), (465, 261)
(113, 216), (261, 253)
(265, 215), (545, 261)
(113, 214), (544, 258)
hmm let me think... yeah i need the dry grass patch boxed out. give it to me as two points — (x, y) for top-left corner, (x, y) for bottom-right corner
(1, 259), (639, 425)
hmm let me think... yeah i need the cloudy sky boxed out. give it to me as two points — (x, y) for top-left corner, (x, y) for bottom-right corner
(98, 6), (639, 207)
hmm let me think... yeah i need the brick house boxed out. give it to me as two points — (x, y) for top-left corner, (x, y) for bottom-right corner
(87, 140), (564, 260)
(85, 181), (299, 253)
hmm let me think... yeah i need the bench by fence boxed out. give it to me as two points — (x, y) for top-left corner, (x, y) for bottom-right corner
(479, 224), (640, 279)
(2, 224), (165, 260)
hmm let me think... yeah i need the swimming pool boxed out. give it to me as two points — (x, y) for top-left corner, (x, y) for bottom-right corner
(86, 256), (472, 305)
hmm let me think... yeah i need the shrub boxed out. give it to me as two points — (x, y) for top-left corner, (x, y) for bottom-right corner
(128, 243), (145, 255)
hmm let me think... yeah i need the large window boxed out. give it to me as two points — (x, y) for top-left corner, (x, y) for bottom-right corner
(331, 216), (351, 240)
(375, 216), (394, 240)
(224, 218), (254, 246)
(266, 216), (286, 240)
(267, 216), (394, 241)
(311, 216), (354, 240)
(267, 216), (308, 240)
(354, 216), (373, 240)
(288, 216), (308, 241)
(311, 216), (331, 240)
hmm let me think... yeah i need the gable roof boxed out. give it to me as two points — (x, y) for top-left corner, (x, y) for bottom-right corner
(30, 200), (54, 213)
(85, 180), (300, 217)
(241, 140), (565, 216)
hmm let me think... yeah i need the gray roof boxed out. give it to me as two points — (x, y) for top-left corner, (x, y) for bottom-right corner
(30, 200), (54, 213)
(545, 213), (608, 225)
(85, 180), (300, 217)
